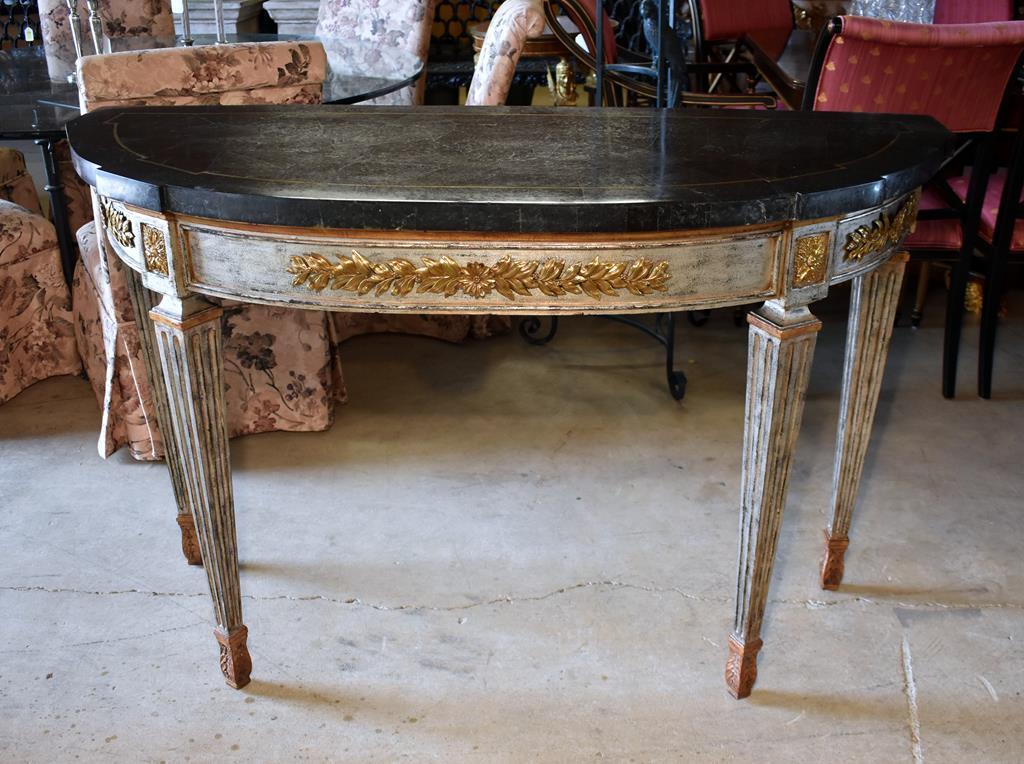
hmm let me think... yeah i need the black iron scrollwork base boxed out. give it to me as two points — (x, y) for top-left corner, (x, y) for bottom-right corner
(517, 313), (686, 401)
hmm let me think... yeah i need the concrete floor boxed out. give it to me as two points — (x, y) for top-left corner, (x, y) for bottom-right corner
(2, 289), (1023, 762)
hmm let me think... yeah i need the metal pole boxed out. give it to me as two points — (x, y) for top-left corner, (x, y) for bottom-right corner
(180, 0), (193, 45)
(656, 0), (664, 107)
(594, 0), (604, 104)
(64, 0), (83, 59)
(213, 0), (226, 43)
(83, 0), (102, 54)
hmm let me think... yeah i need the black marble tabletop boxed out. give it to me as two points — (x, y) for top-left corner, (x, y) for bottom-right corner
(67, 104), (954, 234)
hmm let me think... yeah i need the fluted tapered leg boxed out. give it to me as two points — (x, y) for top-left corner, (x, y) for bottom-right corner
(123, 269), (202, 566)
(821, 254), (908, 590)
(151, 294), (251, 689)
(728, 302), (821, 699)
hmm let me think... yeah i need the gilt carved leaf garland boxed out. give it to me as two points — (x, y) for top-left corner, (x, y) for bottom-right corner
(287, 251), (672, 301)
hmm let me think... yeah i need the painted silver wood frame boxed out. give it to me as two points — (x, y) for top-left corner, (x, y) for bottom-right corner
(99, 190), (916, 697)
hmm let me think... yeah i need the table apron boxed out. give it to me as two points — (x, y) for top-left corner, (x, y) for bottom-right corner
(100, 193), (919, 315)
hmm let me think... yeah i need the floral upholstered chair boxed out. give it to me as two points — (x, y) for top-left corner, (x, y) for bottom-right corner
(0, 149), (44, 216)
(804, 16), (1024, 399)
(74, 42), (339, 460)
(0, 149), (81, 403)
(73, 41), (503, 461)
(315, 0), (436, 105)
(38, 0), (175, 81)
(466, 0), (545, 106)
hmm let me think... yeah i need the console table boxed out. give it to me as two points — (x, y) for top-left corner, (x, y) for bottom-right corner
(66, 105), (952, 699)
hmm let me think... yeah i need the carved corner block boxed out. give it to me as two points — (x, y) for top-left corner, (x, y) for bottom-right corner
(792, 232), (830, 288)
(176, 514), (203, 566)
(141, 223), (170, 277)
(725, 636), (763, 699)
(215, 626), (252, 689)
(820, 532), (850, 591)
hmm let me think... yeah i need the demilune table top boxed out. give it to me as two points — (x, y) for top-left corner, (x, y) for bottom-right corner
(67, 105), (953, 234)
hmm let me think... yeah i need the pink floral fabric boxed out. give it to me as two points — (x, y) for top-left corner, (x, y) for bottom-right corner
(72, 223), (349, 459)
(813, 17), (1024, 133)
(0, 149), (43, 217)
(0, 200), (81, 403)
(316, 0), (435, 105)
(466, 0), (545, 106)
(77, 42), (328, 110)
(38, 0), (174, 81)
(73, 41), (505, 459)
(53, 141), (95, 239)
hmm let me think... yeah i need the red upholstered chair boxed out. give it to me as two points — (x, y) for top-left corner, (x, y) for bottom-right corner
(547, 0), (776, 107)
(934, 0), (1015, 24)
(0, 150), (81, 403)
(803, 16), (1024, 398)
(949, 128), (1024, 398)
(687, 0), (794, 91)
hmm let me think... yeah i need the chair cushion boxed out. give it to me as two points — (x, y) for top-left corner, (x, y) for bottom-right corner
(0, 200), (80, 403)
(949, 173), (1024, 252)
(0, 199), (58, 265)
(904, 184), (963, 250)
(78, 42), (327, 111)
(0, 148), (43, 217)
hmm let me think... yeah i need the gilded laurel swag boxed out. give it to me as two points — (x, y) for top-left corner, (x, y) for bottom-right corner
(288, 251), (672, 301)
(844, 193), (919, 262)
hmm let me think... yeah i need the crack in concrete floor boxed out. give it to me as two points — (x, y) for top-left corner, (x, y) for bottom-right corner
(4, 582), (1023, 613)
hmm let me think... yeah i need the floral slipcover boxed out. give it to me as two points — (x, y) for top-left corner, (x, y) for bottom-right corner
(38, 0), (174, 81)
(466, 0), (546, 106)
(0, 149), (44, 217)
(0, 199), (81, 403)
(72, 41), (505, 459)
(316, 0), (435, 105)
(53, 141), (95, 240)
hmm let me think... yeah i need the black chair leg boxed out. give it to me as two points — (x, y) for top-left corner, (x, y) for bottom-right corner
(910, 262), (930, 329)
(977, 263), (1004, 400)
(979, 130), (1024, 399)
(942, 136), (996, 399)
(942, 255), (971, 399)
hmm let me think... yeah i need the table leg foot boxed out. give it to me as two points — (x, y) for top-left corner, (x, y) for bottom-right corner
(820, 531), (849, 591)
(177, 514), (204, 566)
(824, 254), (907, 590)
(215, 626), (252, 689)
(725, 636), (763, 699)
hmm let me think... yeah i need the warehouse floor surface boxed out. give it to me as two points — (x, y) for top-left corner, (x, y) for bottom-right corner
(2, 289), (1023, 762)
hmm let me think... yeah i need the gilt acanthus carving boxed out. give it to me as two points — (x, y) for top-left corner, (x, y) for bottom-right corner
(99, 197), (135, 249)
(141, 224), (169, 276)
(793, 232), (830, 287)
(287, 251), (672, 301)
(843, 193), (919, 262)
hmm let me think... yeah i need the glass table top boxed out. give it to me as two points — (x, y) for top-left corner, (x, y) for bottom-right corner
(0, 33), (422, 138)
